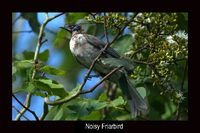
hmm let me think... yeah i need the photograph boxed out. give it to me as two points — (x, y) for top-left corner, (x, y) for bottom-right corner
(12, 12), (188, 121)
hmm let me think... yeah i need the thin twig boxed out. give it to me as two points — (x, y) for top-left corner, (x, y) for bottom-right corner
(44, 66), (123, 105)
(12, 106), (30, 120)
(132, 59), (156, 65)
(12, 15), (21, 25)
(12, 94), (39, 121)
(80, 66), (123, 94)
(33, 12), (65, 64)
(41, 39), (48, 44)
(15, 93), (32, 120)
(40, 102), (48, 120)
(131, 44), (148, 58)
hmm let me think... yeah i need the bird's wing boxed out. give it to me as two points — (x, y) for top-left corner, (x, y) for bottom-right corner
(84, 34), (120, 58)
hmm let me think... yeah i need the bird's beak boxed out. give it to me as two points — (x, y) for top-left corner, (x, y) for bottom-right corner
(59, 25), (72, 32)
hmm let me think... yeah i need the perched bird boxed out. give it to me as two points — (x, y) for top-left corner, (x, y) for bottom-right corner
(61, 24), (148, 117)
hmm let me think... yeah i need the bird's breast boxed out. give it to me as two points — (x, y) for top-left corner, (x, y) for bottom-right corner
(69, 34), (98, 58)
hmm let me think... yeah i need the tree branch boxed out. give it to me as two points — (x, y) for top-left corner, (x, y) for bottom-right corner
(44, 66), (123, 105)
(80, 66), (123, 94)
(15, 12), (65, 120)
(130, 44), (148, 58)
(12, 94), (39, 121)
(15, 93), (32, 120)
(40, 102), (48, 120)
(132, 59), (156, 65)
(12, 106), (29, 121)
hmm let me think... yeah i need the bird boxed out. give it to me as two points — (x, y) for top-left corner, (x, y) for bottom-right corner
(61, 24), (148, 118)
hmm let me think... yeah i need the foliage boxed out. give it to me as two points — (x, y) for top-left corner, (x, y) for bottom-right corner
(12, 12), (188, 120)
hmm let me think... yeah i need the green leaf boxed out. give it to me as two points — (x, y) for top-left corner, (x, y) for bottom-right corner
(45, 106), (60, 120)
(13, 80), (47, 97)
(87, 99), (107, 111)
(40, 66), (65, 76)
(47, 94), (127, 120)
(68, 84), (81, 97)
(23, 50), (49, 62)
(26, 81), (36, 93)
(54, 29), (70, 48)
(13, 60), (33, 70)
(64, 109), (78, 120)
(110, 96), (125, 107)
(21, 13), (40, 34)
(81, 111), (101, 120)
(12, 60), (34, 81)
(116, 114), (131, 120)
(62, 97), (107, 118)
(13, 81), (39, 95)
(12, 66), (17, 75)
(12, 88), (23, 94)
(136, 87), (147, 99)
(86, 25), (96, 35)
(95, 24), (105, 36)
(98, 93), (108, 101)
(35, 79), (68, 98)
(176, 13), (188, 32)
(47, 84), (81, 105)
(38, 50), (49, 62)
(112, 34), (134, 56)
(64, 98), (89, 117)
(53, 107), (64, 120)
(161, 101), (176, 120)
(22, 51), (34, 60)
(66, 13), (88, 24)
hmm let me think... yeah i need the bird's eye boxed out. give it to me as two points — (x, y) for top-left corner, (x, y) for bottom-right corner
(73, 25), (81, 31)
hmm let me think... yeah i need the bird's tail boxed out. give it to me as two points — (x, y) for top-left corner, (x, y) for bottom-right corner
(118, 74), (148, 117)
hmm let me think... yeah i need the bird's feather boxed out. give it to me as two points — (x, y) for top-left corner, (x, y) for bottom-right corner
(84, 34), (120, 58)
(118, 74), (148, 117)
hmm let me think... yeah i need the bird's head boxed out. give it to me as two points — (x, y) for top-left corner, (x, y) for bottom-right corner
(60, 24), (83, 34)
